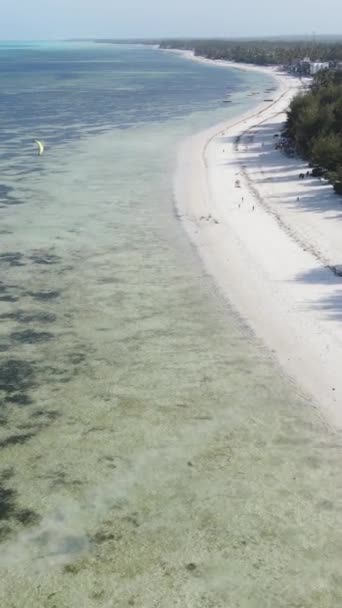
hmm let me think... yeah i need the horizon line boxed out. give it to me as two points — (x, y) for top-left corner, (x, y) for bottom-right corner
(1, 33), (342, 42)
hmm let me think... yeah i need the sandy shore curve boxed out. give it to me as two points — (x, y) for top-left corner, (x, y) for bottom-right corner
(175, 51), (342, 429)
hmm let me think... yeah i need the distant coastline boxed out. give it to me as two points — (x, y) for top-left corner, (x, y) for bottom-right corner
(161, 47), (285, 77)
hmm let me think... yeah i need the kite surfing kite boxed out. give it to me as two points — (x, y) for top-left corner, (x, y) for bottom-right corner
(33, 140), (45, 156)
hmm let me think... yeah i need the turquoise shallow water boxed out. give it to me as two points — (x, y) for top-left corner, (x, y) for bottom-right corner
(1, 43), (342, 607)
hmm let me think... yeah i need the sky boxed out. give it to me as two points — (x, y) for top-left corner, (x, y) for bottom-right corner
(0, 0), (341, 40)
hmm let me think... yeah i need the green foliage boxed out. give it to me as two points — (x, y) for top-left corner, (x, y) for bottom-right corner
(285, 71), (342, 193)
(312, 134), (342, 171)
(159, 38), (342, 66)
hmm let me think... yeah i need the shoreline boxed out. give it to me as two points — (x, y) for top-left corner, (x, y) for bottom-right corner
(163, 47), (286, 76)
(174, 50), (342, 429)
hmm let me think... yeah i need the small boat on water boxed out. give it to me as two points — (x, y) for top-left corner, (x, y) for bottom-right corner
(264, 98), (274, 102)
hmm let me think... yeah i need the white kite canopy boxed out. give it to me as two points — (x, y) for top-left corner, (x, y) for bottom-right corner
(34, 140), (45, 156)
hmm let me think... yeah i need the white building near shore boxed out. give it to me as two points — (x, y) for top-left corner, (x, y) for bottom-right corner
(309, 61), (330, 75)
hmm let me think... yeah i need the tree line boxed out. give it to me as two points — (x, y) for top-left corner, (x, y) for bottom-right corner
(284, 70), (342, 194)
(159, 39), (342, 66)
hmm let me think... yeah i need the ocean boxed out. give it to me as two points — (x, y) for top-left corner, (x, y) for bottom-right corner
(1, 42), (342, 607)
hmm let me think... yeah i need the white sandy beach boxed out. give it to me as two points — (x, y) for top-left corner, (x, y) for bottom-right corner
(175, 50), (342, 429)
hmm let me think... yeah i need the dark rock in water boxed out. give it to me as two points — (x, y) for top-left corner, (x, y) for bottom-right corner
(0, 252), (25, 267)
(0, 524), (12, 541)
(6, 393), (33, 406)
(0, 485), (16, 521)
(0, 310), (57, 324)
(0, 472), (40, 530)
(0, 281), (19, 294)
(29, 291), (60, 301)
(0, 295), (18, 303)
(91, 530), (119, 545)
(43, 365), (73, 385)
(63, 563), (82, 575)
(0, 184), (24, 206)
(29, 252), (61, 265)
(20, 311), (57, 324)
(31, 409), (60, 420)
(68, 352), (86, 365)
(0, 433), (35, 448)
(0, 359), (35, 393)
(10, 330), (54, 344)
(15, 509), (40, 525)
(0, 468), (14, 482)
(0, 185), (13, 198)
(2, 198), (25, 207)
